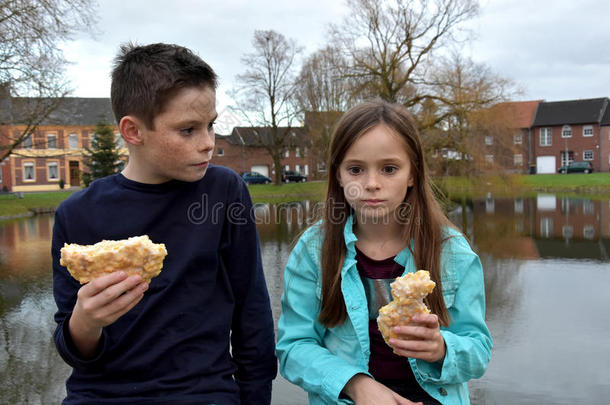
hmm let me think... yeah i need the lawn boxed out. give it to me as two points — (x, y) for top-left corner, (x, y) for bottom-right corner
(1, 173), (609, 219)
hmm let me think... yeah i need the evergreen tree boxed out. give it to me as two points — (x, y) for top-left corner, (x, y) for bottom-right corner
(82, 122), (123, 186)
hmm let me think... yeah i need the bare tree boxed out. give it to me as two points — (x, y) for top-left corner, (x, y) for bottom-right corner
(295, 46), (352, 179)
(232, 30), (302, 184)
(0, 0), (97, 160)
(423, 52), (517, 176)
(329, 0), (478, 107)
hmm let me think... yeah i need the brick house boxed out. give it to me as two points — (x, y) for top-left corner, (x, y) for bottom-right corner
(213, 126), (311, 180)
(531, 97), (609, 173)
(601, 105), (610, 172)
(2, 97), (121, 192)
(482, 100), (541, 174)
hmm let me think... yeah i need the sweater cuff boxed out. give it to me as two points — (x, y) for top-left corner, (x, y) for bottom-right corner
(57, 313), (108, 370)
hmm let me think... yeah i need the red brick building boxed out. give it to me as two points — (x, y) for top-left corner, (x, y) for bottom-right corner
(531, 98), (608, 173)
(2, 97), (121, 192)
(212, 126), (312, 180)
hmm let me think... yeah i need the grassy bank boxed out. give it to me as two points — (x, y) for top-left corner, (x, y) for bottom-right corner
(2, 173), (609, 219)
(0, 191), (75, 218)
(435, 173), (610, 199)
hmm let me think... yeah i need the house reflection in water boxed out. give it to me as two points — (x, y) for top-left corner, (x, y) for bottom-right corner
(470, 195), (610, 261)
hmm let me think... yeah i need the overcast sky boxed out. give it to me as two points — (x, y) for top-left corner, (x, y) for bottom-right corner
(60, 0), (610, 112)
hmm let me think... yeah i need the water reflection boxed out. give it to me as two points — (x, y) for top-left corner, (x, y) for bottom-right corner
(1, 195), (609, 404)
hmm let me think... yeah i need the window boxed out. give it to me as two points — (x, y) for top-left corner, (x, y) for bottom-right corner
(561, 125), (572, 138)
(485, 136), (493, 145)
(560, 151), (574, 166)
(0, 167), (2, 184)
(514, 154), (523, 166)
(295, 164), (301, 173)
(284, 165), (290, 172)
(514, 133), (522, 144)
(47, 133), (57, 149)
(23, 134), (33, 149)
(23, 162), (35, 181)
(47, 162), (59, 180)
(216, 148), (224, 156)
(583, 125), (593, 137)
(485, 154), (494, 164)
(68, 133), (78, 149)
(295, 147), (301, 158)
(562, 225), (573, 239)
(431, 149), (438, 158)
(317, 161), (327, 172)
(583, 225), (595, 239)
(540, 217), (553, 238)
(540, 128), (552, 146)
(304, 164), (309, 176)
(583, 150), (594, 160)
(284, 150), (290, 158)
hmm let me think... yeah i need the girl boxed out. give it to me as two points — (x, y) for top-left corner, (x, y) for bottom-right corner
(276, 100), (492, 405)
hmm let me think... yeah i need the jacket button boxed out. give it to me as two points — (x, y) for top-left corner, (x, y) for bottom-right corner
(439, 387), (448, 396)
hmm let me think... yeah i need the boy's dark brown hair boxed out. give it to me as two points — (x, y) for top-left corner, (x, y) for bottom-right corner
(111, 43), (218, 129)
(319, 99), (453, 328)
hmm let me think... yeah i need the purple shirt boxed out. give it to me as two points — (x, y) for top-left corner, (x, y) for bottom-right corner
(355, 246), (435, 401)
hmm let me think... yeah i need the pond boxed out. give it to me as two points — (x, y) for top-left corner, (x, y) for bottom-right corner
(1, 195), (609, 404)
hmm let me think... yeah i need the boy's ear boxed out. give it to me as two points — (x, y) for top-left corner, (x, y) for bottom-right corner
(119, 116), (144, 145)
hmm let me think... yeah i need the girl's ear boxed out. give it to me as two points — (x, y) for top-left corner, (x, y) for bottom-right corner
(119, 116), (144, 146)
(407, 174), (414, 187)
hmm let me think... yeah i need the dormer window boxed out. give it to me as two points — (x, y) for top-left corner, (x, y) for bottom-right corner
(561, 125), (572, 138)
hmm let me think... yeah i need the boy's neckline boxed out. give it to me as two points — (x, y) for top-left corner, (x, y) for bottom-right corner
(115, 173), (186, 193)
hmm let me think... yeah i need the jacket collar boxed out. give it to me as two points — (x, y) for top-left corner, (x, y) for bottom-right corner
(342, 213), (414, 272)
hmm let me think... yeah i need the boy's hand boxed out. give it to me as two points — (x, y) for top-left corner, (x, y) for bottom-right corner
(343, 374), (422, 405)
(69, 271), (148, 358)
(389, 314), (446, 363)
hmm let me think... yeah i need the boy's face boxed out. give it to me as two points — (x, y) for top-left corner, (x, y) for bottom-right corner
(134, 86), (217, 183)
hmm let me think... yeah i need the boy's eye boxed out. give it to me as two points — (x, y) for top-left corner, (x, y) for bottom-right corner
(180, 127), (194, 135)
(208, 121), (216, 130)
(347, 166), (362, 175)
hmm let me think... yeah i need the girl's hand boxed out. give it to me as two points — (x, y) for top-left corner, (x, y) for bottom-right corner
(343, 374), (423, 405)
(389, 314), (446, 363)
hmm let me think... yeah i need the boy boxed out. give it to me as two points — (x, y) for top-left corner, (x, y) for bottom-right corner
(52, 43), (277, 404)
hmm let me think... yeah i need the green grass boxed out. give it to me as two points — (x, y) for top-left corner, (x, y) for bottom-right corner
(248, 181), (326, 203)
(0, 191), (75, 218)
(435, 173), (610, 199)
(2, 173), (609, 219)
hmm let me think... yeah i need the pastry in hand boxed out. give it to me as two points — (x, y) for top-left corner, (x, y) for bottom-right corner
(377, 270), (436, 345)
(60, 235), (167, 284)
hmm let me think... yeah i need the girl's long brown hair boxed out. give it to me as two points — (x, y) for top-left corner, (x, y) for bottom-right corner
(319, 99), (452, 328)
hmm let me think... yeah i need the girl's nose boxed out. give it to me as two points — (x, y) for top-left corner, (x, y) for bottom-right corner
(364, 173), (381, 191)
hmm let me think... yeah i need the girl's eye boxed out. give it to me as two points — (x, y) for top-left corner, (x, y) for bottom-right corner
(382, 166), (398, 174)
(347, 167), (362, 175)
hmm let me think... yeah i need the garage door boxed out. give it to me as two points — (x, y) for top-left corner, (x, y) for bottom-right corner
(536, 156), (556, 174)
(251, 165), (269, 177)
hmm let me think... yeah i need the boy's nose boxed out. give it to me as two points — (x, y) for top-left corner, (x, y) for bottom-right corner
(197, 131), (215, 152)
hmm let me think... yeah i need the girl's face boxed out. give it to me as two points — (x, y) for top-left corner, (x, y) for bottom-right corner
(337, 124), (414, 223)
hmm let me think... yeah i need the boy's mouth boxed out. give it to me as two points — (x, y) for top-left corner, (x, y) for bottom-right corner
(192, 161), (209, 168)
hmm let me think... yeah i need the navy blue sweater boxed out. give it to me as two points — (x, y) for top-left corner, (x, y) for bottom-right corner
(52, 166), (277, 405)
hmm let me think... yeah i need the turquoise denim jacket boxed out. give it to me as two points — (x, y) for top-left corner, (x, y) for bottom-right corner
(276, 216), (492, 404)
